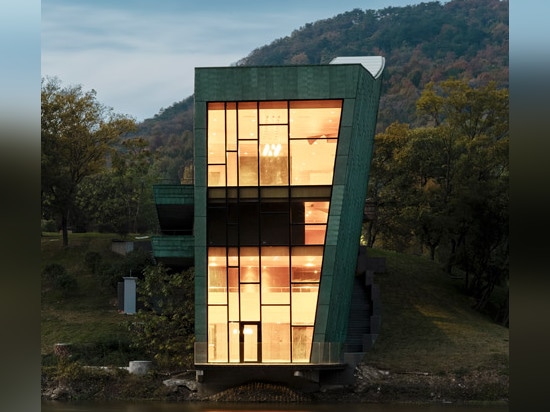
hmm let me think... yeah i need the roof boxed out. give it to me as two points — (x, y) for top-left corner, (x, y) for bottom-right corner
(329, 56), (385, 79)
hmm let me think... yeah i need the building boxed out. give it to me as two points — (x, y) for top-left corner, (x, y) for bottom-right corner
(152, 56), (385, 392)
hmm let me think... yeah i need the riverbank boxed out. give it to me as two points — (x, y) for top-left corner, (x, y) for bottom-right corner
(41, 362), (508, 404)
(41, 234), (508, 405)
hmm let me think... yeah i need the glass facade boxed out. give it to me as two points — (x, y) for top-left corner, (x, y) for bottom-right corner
(206, 100), (342, 363)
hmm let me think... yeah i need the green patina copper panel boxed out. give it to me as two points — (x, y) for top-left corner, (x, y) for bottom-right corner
(337, 126), (352, 156)
(194, 244), (207, 343)
(151, 235), (195, 258)
(297, 66), (330, 98)
(317, 274), (332, 305)
(195, 100), (206, 127)
(194, 215), (207, 246)
(319, 68), (383, 345)
(153, 185), (194, 205)
(194, 156), (206, 188)
(194, 187), (207, 218)
(332, 155), (348, 186)
(341, 98), (356, 127)
(195, 65), (364, 102)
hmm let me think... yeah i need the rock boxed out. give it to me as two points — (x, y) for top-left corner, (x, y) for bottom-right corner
(163, 378), (198, 392)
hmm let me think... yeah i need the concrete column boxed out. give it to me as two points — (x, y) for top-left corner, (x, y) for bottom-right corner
(123, 276), (137, 314)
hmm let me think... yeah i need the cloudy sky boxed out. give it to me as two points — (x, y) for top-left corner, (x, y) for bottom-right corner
(42, 0), (448, 122)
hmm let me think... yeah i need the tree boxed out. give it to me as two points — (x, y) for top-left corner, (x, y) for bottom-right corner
(367, 79), (508, 323)
(76, 137), (159, 235)
(366, 122), (415, 251)
(417, 80), (508, 319)
(41, 77), (136, 246)
(130, 265), (195, 371)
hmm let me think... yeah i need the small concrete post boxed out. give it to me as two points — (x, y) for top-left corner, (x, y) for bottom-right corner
(123, 276), (137, 314)
(128, 360), (152, 375)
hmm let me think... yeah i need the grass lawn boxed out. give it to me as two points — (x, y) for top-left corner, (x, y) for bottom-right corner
(41, 232), (140, 364)
(366, 248), (509, 375)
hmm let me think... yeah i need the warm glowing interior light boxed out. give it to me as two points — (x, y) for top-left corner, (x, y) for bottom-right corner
(262, 143), (282, 157)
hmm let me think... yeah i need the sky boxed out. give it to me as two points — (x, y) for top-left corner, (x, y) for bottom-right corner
(42, 0), (451, 122)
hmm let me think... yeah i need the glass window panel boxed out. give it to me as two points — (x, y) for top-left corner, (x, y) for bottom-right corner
(261, 187), (289, 199)
(228, 202), (239, 224)
(261, 266), (290, 304)
(229, 321), (240, 362)
(291, 284), (319, 325)
(259, 125), (289, 186)
(260, 213), (289, 245)
(228, 224), (238, 247)
(208, 247), (227, 304)
(228, 247), (239, 266)
(290, 139), (336, 186)
(304, 224), (326, 245)
(227, 152), (238, 186)
(261, 247), (290, 304)
(238, 140), (258, 186)
(208, 246), (227, 263)
(226, 102), (237, 151)
(207, 206), (227, 245)
(228, 268), (239, 321)
(304, 201), (329, 223)
(208, 266), (227, 304)
(291, 186), (332, 199)
(292, 326), (314, 362)
(238, 203), (259, 245)
(208, 187), (226, 199)
(240, 247), (260, 282)
(208, 164), (225, 187)
(291, 225), (305, 246)
(208, 103), (226, 164)
(238, 102), (257, 140)
(208, 306), (228, 362)
(262, 306), (290, 362)
(242, 323), (259, 362)
(289, 100), (342, 139)
(240, 284), (260, 321)
(259, 101), (288, 124)
(291, 246), (323, 282)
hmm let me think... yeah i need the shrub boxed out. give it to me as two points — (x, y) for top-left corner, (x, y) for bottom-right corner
(55, 273), (78, 296)
(42, 263), (67, 284)
(98, 249), (155, 292)
(130, 265), (195, 372)
(84, 251), (102, 274)
(41, 219), (58, 232)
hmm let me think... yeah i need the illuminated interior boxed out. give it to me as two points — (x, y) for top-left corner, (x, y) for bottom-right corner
(206, 100), (342, 363)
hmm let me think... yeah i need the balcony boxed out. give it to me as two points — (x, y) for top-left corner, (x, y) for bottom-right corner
(153, 184), (194, 234)
(151, 235), (194, 268)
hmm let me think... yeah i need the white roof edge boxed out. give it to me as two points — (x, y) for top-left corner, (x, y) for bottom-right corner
(329, 56), (385, 79)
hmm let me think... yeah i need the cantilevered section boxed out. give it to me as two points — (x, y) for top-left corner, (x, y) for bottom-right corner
(152, 185), (195, 268)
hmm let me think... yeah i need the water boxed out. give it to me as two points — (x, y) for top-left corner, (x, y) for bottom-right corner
(41, 400), (508, 412)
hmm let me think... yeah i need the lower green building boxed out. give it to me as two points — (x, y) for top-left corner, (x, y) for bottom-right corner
(153, 57), (384, 391)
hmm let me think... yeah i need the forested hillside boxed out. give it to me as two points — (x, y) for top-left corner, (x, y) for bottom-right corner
(132, 0), (508, 173)
(42, 0), (509, 325)
(127, 0), (509, 323)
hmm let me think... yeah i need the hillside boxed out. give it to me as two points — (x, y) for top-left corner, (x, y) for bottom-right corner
(130, 0), (508, 179)
(41, 233), (508, 401)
